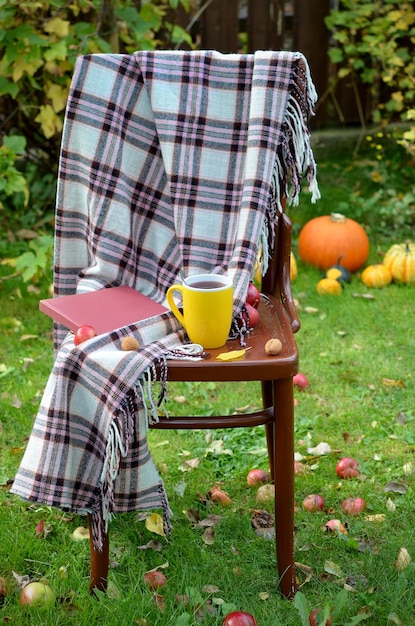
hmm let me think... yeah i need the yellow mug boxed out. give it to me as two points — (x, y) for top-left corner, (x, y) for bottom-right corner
(166, 274), (233, 349)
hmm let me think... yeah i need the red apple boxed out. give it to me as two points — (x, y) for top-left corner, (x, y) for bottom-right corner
(302, 494), (325, 512)
(222, 611), (258, 626)
(293, 372), (309, 389)
(294, 460), (306, 474)
(341, 497), (366, 515)
(243, 302), (260, 328)
(336, 457), (359, 479)
(74, 324), (97, 345)
(246, 283), (261, 309)
(144, 570), (167, 589)
(325, 519), (347, 534)
(246, 468), (270, 487)
(309, 608), (333, 626)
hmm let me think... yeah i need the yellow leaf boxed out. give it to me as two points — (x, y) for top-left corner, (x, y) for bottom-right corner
(44, 17), (70, 37)
(216, 348), (249, 361)
(145, 512), (166, 537)
(70, 526), (90, 541)
(382, 378), (405, 388)
(12, 57), (43, 82)
(46, 83), (68, 113)
(35, 104), (63, 138)
(338, 67), (350, 79)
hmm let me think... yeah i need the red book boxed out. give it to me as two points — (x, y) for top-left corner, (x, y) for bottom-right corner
(39, 286), (167, 335)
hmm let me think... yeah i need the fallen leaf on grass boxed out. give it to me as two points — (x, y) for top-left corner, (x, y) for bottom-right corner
(184, 508), (201, 524)
(202, 527), (215, 545)
(382, 378), (405, 388)
(384, 481), (408, 494)
(364, 514), (385, 523)
(386, 498), (396, 512)
(180, 458), (200, 472)
(196, 514), (222, 528)
(294, 562), (314, 587)
(12, 395), (22, 408)
(395, 547), (412, 572)
(71, 526), (89, 541)
(137, 540), (163, 552)
(307, 441), (331, 456)
(324, 559), (343, 578)
(20, 334), (39, 341)
(145, 512), (165, 537)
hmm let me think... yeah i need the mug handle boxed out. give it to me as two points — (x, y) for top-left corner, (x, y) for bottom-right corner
(166, 285), (186, 329)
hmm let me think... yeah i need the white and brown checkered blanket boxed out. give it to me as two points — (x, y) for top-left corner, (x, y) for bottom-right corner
(12, 50), (319, 549)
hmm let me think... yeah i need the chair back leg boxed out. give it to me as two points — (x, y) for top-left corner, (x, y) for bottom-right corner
(88, 514), (110, 594)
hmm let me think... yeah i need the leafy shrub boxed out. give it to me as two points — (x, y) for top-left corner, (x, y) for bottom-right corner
(326, 1), (415, 156)
(0, 0), (192, 280)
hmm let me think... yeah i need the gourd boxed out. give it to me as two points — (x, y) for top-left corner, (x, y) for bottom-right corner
(323, 257), (351, 284)
(290, 252), (298, 282)
(383, 242), (415, 285)
(361, 264), (392, 288)
(298, 213), (369, 272)
(316, 277), (342, 295)
(254, 251), (297, 284)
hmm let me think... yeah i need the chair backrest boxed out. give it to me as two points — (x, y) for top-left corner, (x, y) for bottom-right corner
(53, 50), (318, 349)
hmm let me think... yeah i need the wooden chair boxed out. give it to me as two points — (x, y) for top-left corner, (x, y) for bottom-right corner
(89, 207), (300, 599)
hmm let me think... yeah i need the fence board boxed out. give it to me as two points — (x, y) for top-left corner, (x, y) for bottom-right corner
(200, 0), (239, 53)
(247, 0), (284, 52)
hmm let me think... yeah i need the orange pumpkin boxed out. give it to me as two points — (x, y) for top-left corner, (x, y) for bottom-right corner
(361, 264), (392, 288)
(383, 242), (415, 285)
(298, 213), (370, 272)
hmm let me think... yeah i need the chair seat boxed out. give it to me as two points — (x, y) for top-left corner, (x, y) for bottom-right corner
(166, 294), (298, 382)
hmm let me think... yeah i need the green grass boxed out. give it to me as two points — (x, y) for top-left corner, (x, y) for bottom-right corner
(1, 141), (415, 625)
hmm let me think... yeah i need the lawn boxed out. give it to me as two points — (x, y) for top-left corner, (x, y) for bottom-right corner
(0, 129), (414, 625)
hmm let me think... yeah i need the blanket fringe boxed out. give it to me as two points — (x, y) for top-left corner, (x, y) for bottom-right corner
(91, 360), (171, 551)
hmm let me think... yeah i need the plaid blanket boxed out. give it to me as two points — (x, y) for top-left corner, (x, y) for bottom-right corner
(11, 50), (319, 549)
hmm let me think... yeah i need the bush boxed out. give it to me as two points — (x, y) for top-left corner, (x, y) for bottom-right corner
(326, 1), (415, 156)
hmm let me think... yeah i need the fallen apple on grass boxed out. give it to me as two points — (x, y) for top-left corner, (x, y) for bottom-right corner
(293, 372), (309, 389)
(246, 468), (270, 487)
(255, 483), (274, 503)
(341, 497), (366, 515)
(324, 519), (347, 534)
(0, 577), (8, 606)
(222, 610), (258, 626)
(309, 608), (333, 625)
(20, 582), (55, 607)
(302, 494), (325, 512)
(336, 457), (360, 479)
(144, 570), (167, 590)
(74, 324), (97, 345)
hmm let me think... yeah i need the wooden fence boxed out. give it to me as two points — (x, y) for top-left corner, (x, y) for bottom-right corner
(175, 0), (366, 128)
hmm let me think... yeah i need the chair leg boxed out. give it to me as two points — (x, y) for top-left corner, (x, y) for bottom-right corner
(273, 377), (296, 599)
(262, 381), (275, 480)
(88, 514), (109, 594)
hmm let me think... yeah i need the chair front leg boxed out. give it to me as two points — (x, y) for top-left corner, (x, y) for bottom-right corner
(273, 377), (296, 599)
(88, 514), (109, 594)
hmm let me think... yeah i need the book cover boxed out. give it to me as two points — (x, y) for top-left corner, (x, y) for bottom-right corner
(39, 286), (167, 335)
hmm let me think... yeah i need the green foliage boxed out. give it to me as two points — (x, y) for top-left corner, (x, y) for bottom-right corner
(2, 234), (54, 282)
(326, 1), (415, 155)
(0, 135), (29, 205)
(0, 0), (193, 225)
